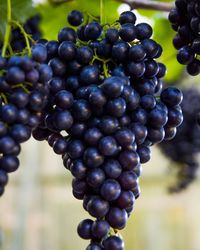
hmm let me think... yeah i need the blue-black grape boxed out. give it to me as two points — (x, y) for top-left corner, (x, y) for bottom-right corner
(0, 53), (52, 197)
(169, 0), (200, 75)
(68, 10), (84, 27)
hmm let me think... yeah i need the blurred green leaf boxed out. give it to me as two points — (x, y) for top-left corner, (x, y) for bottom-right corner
(76, 0), (120, 24)
(37, 0), (120, 41)
(153, 16), (184, 83)
(36, 1), (78, 40)
(0, 0), (35, 40)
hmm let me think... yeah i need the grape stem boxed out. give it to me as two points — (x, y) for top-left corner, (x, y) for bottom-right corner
(0, 93), (8, 104)
(1, 0), (12, 57)
(103, 62), (109, 78)
(118, 0), (174, 12)
(100, 0), (105, 25)
(11, 83), (30, 93)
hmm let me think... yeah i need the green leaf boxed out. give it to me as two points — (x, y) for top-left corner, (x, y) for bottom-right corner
(36, 1), (79, 41)
(153, 16), (184, 83)
(0, 0), (35, 40)
(36, 0), (120, 40)
(76, 0), (120, 24)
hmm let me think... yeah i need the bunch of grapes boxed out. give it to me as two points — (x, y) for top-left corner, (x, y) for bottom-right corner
(0, 15), (42, 54)
(159, 87), (200, 192)
(31, 10), (183, 250)
(169, 0), (200, 76)
(0, 46), (52, 197)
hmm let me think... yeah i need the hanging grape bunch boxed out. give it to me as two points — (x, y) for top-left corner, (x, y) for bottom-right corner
(0, 48), (52, 197)
(159, 87), (200, 192)
(30, 10), (183, 250)
(169, 0), (200, 76)
(0, 15), (42, 54)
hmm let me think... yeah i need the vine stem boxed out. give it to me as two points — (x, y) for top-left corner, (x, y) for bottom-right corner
(49, 0), (174, 12)
(103, 62), (109, 78)
(51, 0), (174, 12)
(10, 20), (31, 56)
(1, 0), (12, 57)
(100, 0), (107, 25)
(118, 0), (174, 12)
(100, 0), (103, 25)
(11, 83), (30, 93)
(0, 93), (8, 104)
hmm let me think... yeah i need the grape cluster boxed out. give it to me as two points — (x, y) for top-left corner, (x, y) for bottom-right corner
(31, 10), (183, 250)
(0, 15), (41, 54)
(159, 87), (200, 192)
(169, 0), (200, 76)
(0, 48), (52, 197)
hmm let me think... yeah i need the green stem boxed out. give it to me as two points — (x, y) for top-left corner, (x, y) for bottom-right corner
(103, 62), (109, 78)
(77, 39), (90, 47)
(26, 33), (36, 44)
(1, 0), (12, 57)
(196, 55), (200, 61)
(0, 69), (6, 76)
(10, 20), (31, 56)
(0, 93), (8, 104)
(100, 0), (104, 25)
(86, 12), (99, 22)
(114, 229), (118, 234)
(11, 83), (30, 93)
(24, 81), (33, 87)
(8, 43), (13, 55)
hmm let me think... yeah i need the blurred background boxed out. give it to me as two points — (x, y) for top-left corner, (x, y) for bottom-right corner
(1, 0), (200, 250)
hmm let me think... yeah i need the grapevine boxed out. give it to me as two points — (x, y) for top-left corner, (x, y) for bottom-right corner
(30, 9), (183, 250)
(2, 0), (199, 249)
(0, 0), (52, 197)
(169, 0), (200, 75)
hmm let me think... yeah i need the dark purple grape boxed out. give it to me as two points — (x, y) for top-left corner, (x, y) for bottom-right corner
(98, 136), (118, 156)
(91, 220), (110, 240)
(119, 23), (137, 42)
(0, 155), (19, 173)
(77, 219), (93, 239)
(87, 196), (109, 218)
(119, 11), (136, 25)
(118, 150), (140, 170)
(86, 168), (105, 188)
(103, 159), (122, 179)
(84, 22), (102, 40)
(106, 207), (128, 229)
(32, 44), (47, 63)
(58, 27), (77, 43)
(83, 148), (104, 168)
(100, 179), (121, 202)
(58, 41), (76, 61)
(103, 235), (124, 250)
(68, 10), (83, 26)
